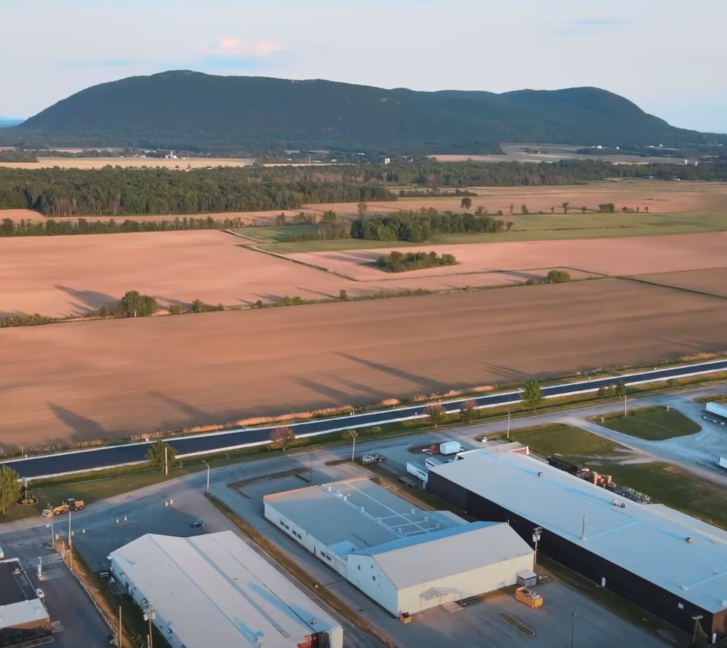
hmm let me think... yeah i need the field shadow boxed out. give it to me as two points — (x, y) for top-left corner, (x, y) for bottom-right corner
(150, 391), (210, 421)
(480, 363), (531, 382)
(334, 375), (389, 401)
(54, 285), (117, 312)
(295, 286), (336, 299)
(253, 293), (283, 302)
(336, 352), (458, 393)
(323, 252), (380, 264)
(153, 295), (190, 309)
(292, 377), (353, 404)
(0, 310), (24, 319)
(48, 403), (107, 443)
(496, 270), (545, 282)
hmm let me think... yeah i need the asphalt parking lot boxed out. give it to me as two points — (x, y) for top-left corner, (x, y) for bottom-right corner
(0, 525), (111, 648)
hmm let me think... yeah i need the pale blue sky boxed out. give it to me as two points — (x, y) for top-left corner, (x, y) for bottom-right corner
(0, 0), (724, 132)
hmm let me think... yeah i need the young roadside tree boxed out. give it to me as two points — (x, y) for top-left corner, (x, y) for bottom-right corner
(147, 440), (177, 473)
(522, 379), (544, 413)
(598, 386), (606, 401)
(460, 400), (479, 424)
(460, 197), (472, 211)
(275, 213), (287, 226)
(357, 202), (368, 216)
(521, 204), (529, 215)
(644, 206), (649, 213)
(0, 466), (22, 514)
(427, 404), (446, 429)
(270, 427), (294, 451)
(562, 201), (570, 214)
(614, 381), (627, 399)
(581, 206), (587, 214)
(338, 289), (349, 301)
(116, 291), (157, 318)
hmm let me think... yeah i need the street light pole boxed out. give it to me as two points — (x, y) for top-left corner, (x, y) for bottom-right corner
(203, 461), (210, 495)
(624, 392), (628, 417)
(507, 411), (511, 440)
(351, 435), (356, 462)
(571, 612), (577, 648)
(68, 509), (74, 572)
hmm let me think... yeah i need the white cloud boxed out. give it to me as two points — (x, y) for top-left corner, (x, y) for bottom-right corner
(205, 37), (285, 58)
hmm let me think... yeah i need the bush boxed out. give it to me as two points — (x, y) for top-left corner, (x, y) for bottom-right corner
(0, 313), (58, 328)
(375, 251), (457, 273)
(547, 269), (572, 284)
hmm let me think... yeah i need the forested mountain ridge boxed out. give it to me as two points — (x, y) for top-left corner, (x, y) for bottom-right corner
(0, 71), (720, 153)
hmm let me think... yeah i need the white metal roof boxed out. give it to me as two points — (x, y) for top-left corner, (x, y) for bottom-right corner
(264, 478), (465, 555)
(0, 600), (49, 630)
(108, 531), (340, 648)
(352, 521), (533, 589)
(432, 450), (727, 613)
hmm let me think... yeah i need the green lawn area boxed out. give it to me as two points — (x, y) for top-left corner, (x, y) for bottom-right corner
(606, 463), (727, 530)
(506, 424), (628, 463)
(599, 406), (701, 440)
(231, 211), (727, 254)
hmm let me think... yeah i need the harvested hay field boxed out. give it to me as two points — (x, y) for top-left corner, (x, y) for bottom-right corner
(1, 279), (727, 448)
(4, 230), (727, 317)
(306, 182), (727, 217)
(290, 232), (727, 280)
(632, 268), (727, 298)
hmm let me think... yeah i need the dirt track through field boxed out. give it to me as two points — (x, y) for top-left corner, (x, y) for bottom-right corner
(1, 279), (726, 449)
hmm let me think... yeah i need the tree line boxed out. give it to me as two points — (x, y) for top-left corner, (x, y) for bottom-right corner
(0, 166), (395, 216)
(0, 215), (249, 237)
(0, 160), (725, 217)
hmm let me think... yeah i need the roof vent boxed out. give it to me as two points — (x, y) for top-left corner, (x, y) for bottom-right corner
(311, 618), (317, 625)
(537, 472), (544, 478)
(686, 537), (695, 544)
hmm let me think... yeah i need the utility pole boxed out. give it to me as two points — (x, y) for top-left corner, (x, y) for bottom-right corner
(118, 606), (123, 648)
(507, 411), (511, 440)
(143, 602), (155, 648)
(351, 434), (356, 462)
(532, 526), (542, 562)
(624, 392), (628, 417)
(571, 613), (577, 648)
(164, 446), (169, 476)
(68, 509), (74, 572)
(203, 461), (210, 495)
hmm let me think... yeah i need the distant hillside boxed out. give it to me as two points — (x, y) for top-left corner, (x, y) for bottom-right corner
(0, 72), (721, 153)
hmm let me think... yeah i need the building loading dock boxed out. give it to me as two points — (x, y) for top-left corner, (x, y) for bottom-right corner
(264, 477), (534, 617)
(427, 449), (727, 643)
(108, 531), (343, 648)
(0, 558), (52, 647)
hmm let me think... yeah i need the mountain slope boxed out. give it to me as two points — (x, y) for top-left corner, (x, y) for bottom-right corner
(0, 71), (718, 153)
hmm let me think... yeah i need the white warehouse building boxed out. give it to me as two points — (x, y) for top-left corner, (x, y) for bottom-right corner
(108, 531), (343, 648)
(264, 478), (534, 617)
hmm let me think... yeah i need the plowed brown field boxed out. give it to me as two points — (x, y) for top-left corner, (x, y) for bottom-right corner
(291, 232), (727, 280)
(1, 279), (726, 449)
(634, 268), (727, 298)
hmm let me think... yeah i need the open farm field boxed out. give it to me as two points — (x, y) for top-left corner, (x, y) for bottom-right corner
(433, 144), (692, 165)
(4, 230), (727, 317)
(290, 232), (727, 279)
(631, 267), (727, 298)
(0, 156), (255, 169)
(1, 279), (727, 448)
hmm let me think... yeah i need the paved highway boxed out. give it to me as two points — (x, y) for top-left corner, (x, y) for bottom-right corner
(4, 359), (727, 480)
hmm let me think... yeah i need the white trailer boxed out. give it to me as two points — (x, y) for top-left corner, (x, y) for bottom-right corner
(719, 457), (727, 470)
(406, 462), (428, 483)
(707, 402), (727, 421)
(440, 441), (463, 456)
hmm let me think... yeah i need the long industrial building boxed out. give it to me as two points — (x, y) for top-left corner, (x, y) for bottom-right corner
(108, 531), (343, 648)
(428, 449), (727, 643)
(0, 558), (51, 646)
(264, 477), (534, 617)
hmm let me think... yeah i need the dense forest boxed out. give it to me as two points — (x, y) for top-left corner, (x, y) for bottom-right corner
(0, 160), (725, 217)
(2, 71), (723, 153)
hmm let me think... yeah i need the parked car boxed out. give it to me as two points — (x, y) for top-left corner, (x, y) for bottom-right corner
(190, 519), (206, 528)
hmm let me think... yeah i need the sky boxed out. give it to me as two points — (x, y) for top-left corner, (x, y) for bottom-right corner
(0, 0), (724, 132)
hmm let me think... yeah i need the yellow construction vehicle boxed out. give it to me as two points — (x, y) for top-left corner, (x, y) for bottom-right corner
(41, 498), (86, 518)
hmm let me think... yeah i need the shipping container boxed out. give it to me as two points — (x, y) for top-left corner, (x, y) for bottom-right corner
(707, 402), (727, 420)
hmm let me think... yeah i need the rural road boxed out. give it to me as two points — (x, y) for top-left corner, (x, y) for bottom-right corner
(3, 358), (727, 480)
